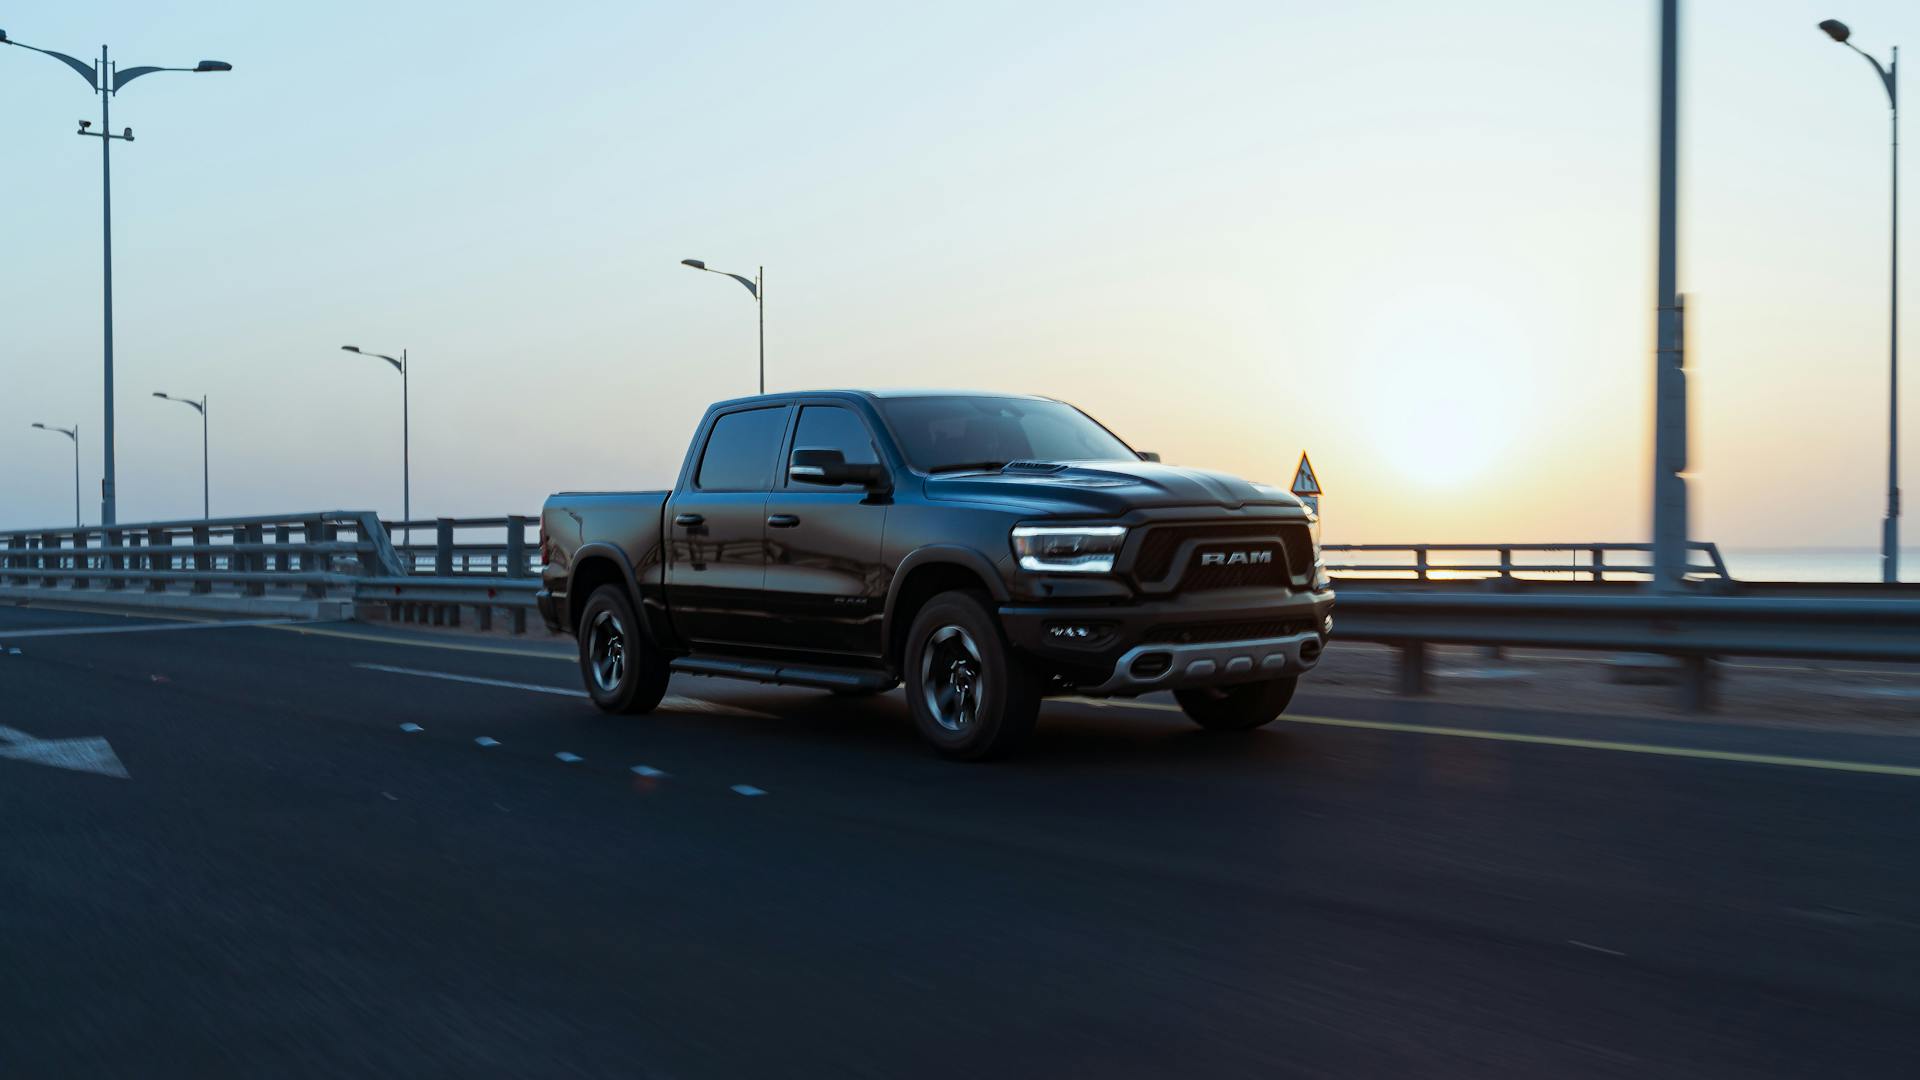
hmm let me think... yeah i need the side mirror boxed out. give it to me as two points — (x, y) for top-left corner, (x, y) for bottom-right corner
(791, 448), (888, 489)
(1137, 451), (1161, 463)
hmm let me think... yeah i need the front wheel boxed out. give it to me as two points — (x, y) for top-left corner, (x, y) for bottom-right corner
(904, 590), (1039, 760)
(1175, 677), (1297, 731)
(577, 585), (671, 715)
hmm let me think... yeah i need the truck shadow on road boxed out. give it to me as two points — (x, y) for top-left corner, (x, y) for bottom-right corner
(630, 684), (1313, 772)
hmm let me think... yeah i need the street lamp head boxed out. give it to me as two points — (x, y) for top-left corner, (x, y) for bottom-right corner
(342, 345), (362, 354)
(194, 60), (233, 72)
(1819, 19), (1851, 43)
(32, 422), (46, 430)
(0, 30), (9, 43)
(681, 259), (707, 270)
(152, 392), (168, 399)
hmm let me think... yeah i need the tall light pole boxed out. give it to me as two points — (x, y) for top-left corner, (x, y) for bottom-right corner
(30, 423), (81, 528)
(1650, 0), (1690, 592)
(2, 29), (231, 528)
(1819, 19), (1901, 583)
(152, 392), (208, 519)
(681, 259), (764, 394)
(341, 346), (409, 539)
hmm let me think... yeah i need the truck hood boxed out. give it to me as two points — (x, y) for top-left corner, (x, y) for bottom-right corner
(922, 460), (1306, 516)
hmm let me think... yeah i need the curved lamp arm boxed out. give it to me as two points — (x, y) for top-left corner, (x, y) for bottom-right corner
(681, 259), (759, 298)
(1843, 41), (1898, 105)
(0, 32), (100, 90)
(341, 345), (404, 373)
(116, 60), (232, 92)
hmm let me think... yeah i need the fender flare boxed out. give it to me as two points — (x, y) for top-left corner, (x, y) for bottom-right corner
(567, 542), (661, 646)
(881, 545), (1011, 660)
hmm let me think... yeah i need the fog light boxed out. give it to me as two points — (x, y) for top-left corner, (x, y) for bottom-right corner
(1045, 621), (1116, 647)
(1323, 615), (1334, 635)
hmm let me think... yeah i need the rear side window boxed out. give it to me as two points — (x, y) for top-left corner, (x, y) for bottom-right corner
(696, 407), (791, 491)
(791, 406), (879, 483)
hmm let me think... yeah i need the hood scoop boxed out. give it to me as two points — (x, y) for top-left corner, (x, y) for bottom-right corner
(1001, 461), (1069, 474)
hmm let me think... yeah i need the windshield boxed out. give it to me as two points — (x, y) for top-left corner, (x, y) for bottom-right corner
(876, 396), (1138, 473)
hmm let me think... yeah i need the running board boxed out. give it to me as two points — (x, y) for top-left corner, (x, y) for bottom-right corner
(670, 656), (896, 693)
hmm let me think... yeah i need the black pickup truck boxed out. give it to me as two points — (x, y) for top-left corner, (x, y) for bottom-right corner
(538, 390), (1333, 759)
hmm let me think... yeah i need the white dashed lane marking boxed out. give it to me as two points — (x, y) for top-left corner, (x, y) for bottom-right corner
(350, 663), (779, 718)
(356, 663), (587, 698)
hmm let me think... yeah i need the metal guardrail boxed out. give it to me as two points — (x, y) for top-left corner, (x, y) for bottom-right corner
(1332, 584), (1920, 707)
(384, 517), (541, 577)
(5, 513), (1914, 711)
(1324, 541), (1730, 582)
(0, 511), (403, 601)
(0, 511), (542, 631)
(360, 576), (541, 633)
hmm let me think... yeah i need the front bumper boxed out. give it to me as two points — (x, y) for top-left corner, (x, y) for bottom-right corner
(1082, 631), (1325, 694)
(999, 586), (1335, 695)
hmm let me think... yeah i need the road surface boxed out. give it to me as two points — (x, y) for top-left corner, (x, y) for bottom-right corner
(2, 602), (1917, 1077)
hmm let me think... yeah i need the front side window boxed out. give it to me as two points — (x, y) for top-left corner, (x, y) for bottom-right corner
(876, 396), (1136, 473)
(696, 406), (791, 491)
(791, 406), (879, 485)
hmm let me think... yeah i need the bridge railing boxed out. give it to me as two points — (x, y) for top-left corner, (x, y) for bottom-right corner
(0, 511), (404, 603)
(383, 516), (542, 577)
(1323, 541), (1731, 583)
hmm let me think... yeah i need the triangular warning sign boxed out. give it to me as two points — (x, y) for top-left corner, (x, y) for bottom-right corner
(1290, 452), (1321, 497)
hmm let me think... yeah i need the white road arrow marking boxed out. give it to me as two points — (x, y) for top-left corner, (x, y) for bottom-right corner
(0, 725), (129, 779)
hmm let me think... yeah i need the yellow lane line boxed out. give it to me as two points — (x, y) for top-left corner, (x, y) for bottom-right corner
(1274, 714), (1920, 778)
(1071, 697), (1920, 779)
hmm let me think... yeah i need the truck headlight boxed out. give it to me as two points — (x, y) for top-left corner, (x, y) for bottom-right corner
(1306, 510), (1329, 588)
(1011, 525), (1127, 573)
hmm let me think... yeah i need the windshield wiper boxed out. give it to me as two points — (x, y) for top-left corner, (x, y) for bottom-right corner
(926, 460), (1009, 475)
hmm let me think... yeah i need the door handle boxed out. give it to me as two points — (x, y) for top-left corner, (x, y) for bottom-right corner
(674, 513), (705, 527)
(766, 514), (801, 529)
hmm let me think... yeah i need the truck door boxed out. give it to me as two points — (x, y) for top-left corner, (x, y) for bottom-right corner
(761, 404), (890, 658)
(664, 404), (792, 648)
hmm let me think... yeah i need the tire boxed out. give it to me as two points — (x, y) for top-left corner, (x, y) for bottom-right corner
(904, 590), (1039, 760)
(576, 585), (671, 715)
(1174, 677), (1297, 731)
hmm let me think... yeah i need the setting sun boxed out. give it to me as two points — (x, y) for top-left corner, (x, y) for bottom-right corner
(1347, 291), (1544, 491)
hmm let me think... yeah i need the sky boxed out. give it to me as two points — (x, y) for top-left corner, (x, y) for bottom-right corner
(1, 0), (1913, 553)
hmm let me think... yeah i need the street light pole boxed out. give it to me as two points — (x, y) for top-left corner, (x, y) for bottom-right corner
(681, 259), (765, 394)
(152, 393), (209, 518)
(1, 29), (232, 528)
(31, 423), (81, 528)
(341, 346), (410, 539)
(1820, 20), (1901, 582)
(1650, 0), (1690, 592)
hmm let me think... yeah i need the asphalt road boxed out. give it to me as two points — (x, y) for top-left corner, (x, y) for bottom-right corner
(3, 602), (1919, 1078)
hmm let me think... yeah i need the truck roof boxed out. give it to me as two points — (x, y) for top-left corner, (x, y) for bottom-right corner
(709, 389), (1055, 408)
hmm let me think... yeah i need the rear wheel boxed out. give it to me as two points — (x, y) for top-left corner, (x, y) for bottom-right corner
(904, 591), (1039, 760)
(577, 585), (670, 715)
(1175, 677), (1297, 731)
